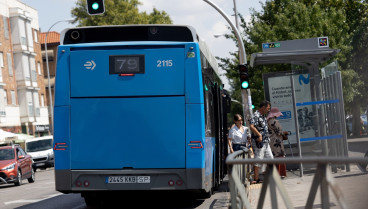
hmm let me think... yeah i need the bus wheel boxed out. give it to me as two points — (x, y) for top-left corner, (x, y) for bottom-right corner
(82, 192), (101, 207)
(198, 188), (213, 199)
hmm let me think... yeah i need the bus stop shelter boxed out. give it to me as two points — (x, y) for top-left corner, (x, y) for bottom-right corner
(250, 37), (349, 176)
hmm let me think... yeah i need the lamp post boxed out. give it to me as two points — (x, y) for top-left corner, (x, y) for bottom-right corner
(45, 19), (73, 134)
(203, 0), (253, 122)
(233, 0), (239, 29)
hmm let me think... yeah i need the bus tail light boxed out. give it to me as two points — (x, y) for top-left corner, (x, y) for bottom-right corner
(76, 181), (82, 187)
(176, 180), (183, 186)
(119, 74), (135, 76)
(168, 180), (175, 186)
(84, 181), (90, 187)
(188, 141), (203, 149)
(54, 143), (68, 150)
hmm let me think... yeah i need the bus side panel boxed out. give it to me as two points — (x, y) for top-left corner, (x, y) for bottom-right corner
(185, 103), (205, 169)
(54, 46), (70, 106)
(54, 46), (72, 193)
(184, 43), (203, 104)
(185, 103), (208, 191)
(53, 106), (71, 170)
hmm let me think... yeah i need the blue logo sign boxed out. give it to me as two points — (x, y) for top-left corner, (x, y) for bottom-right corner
(279, 111), (292, 120)
(299, 74), (310, 85)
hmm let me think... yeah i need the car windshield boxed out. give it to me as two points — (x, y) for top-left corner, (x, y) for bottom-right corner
(26, 139), (53, 152)
(0, 149), (15, 160)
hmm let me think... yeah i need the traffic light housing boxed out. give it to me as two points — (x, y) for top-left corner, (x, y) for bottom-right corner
(86, 0), (105, 15)
(239, 64), (249, 89)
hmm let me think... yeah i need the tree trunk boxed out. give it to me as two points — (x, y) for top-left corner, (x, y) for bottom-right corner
(352, 100), (361, 137)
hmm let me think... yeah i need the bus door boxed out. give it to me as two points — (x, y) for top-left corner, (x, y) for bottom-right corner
(68, 45), (186, 170)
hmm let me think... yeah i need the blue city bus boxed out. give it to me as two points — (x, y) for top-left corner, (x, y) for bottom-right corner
(53, 25), (231, 205)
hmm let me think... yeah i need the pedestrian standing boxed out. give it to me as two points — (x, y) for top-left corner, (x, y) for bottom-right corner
(249, 100), (273, 184)
(267, 107), (289, 178)
(228, 114), (251, 153)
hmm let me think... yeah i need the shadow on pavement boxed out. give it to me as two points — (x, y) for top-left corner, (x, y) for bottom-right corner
(348, 141), (368, 154)
(14, 191), (206, 209)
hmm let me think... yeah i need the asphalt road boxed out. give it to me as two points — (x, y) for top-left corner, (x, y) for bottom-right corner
(0, 168), (230, 209)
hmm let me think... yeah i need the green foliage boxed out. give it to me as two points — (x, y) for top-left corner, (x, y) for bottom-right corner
(71, 0), (172, 26)
(220, 0), (368, 114)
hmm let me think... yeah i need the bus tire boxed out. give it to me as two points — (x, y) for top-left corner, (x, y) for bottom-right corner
(83, 192), (101, 207)
(199, 188), (213, 199)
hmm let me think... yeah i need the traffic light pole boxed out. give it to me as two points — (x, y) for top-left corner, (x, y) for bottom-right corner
(202, 0), (253, 123)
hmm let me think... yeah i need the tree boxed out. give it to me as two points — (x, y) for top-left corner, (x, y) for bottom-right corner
(220, 0), (368, 135)
(220, 0), (349, 108)
(71, 0), (172, 26)
(345, 5), (368, 136)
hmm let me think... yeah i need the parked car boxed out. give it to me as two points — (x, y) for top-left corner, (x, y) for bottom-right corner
(0, 145), (35, 186)
(25, 136), (54, 171)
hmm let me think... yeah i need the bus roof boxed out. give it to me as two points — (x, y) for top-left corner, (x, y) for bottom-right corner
(60, 24), (220, 76)
(60, 24), (199, 45)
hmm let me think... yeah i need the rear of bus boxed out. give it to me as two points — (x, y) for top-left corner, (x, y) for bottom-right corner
(54, 25), (211, 196)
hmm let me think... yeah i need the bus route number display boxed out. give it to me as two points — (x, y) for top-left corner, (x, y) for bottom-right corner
(109, 55), (145, 74)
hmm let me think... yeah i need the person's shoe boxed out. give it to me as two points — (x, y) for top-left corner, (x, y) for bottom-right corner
(256, 179), (263, 184)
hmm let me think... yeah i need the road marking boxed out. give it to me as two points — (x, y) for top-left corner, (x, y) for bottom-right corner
(4, 193), (61, 205)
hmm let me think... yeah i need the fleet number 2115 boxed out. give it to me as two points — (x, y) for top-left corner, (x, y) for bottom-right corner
(157, 60), (173, 67)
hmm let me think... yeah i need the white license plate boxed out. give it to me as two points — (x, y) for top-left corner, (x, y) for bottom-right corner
(106, 176), (150, 184)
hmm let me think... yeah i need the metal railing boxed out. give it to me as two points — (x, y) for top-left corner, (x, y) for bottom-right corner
(227, 148), (252, 209)
(226, 151), (368, 209)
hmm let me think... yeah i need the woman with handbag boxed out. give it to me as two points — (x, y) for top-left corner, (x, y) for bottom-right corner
(228, 114), (251, 153)
(267, 107), (289, 178)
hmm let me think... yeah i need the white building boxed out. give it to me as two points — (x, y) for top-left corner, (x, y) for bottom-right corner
(0, 0), (49, 136)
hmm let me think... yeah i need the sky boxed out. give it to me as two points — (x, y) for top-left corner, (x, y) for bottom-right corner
(20, 0), (265, 89)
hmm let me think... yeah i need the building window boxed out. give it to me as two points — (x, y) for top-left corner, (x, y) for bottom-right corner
(33, 92), (40, 117)
(11, 91), (16, 105)
(19, 19), (27, 46)
(3, 17), (9, 39)
(0, 52), (4, 68)
(30, 57), (37, 82)
(0, 89), (5, 117)
(27, 91), (34, 116)
(41, 94), (45, 107)
(0, 53), (3, 82)
(22, 55), (30, 81)
(7, 53), (13, 76)
(37, 62), (41, 75)
(3, 90), (7, 105)
(26, 23), (34, 49)
(34, 29), (38, 43)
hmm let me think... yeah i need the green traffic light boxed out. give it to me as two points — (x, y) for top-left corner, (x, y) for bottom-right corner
(241, 81), (249, 89)
(92, 2), (99, 10)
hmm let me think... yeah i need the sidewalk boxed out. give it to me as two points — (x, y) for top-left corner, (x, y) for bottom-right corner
(248, 137), (368, 209)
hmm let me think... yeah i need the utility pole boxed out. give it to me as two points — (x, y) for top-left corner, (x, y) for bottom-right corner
(203, 0), (253, 123)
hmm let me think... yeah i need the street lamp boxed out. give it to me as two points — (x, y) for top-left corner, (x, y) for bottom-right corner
(45, 19), (73, 134)
(203, 0), (253, 121)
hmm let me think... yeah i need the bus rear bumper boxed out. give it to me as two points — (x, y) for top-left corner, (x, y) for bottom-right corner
(55, 168), (209, 194)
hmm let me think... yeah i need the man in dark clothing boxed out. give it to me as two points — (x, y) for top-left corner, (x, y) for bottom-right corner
(249, 100), (272, 184)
